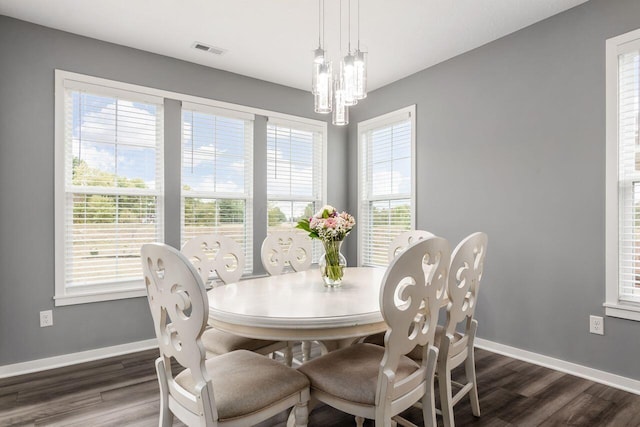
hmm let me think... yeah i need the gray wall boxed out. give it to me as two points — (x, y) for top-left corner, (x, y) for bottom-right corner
(0, 16), (347, 365)
(347, 0), (640, 380)
(3, 0), (640, 382)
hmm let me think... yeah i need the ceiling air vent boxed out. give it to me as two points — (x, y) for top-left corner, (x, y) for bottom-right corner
(192, 42), (226, 55)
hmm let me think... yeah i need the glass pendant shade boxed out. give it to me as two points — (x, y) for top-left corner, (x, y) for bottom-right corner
(313, 47), (325, 64)
(332, 76), (349, 126)
(354, 49), (367, 100)
(314, 61), (333, 114)
(341, 54), (358, 106)
(312, 48), (328, 94)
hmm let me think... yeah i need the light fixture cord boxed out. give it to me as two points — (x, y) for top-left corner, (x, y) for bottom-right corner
(339, 0), (343, 54)
(357, 0), (360, 50)
(322, 0), (325, 48)
(348, 0), (351, 53)
(318, 0), (321, 47)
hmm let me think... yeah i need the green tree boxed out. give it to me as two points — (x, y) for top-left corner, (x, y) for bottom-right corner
(268, 205), (287, 226)
(218, 199), (244, 223)
(72, 157), (154, 224)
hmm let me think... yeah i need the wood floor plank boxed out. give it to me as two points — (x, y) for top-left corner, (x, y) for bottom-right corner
(538, 392), (614, 426)
(499, 374), (594, 427)
(602, 398), (640, 427)
(0, 392), (103, 427)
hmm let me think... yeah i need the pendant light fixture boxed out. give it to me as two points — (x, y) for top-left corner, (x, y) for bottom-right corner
(311, 0), (367, 125)
(313, 0), (333, 114)
(353, 0), (367, 100)
(340, 0), (358, 107)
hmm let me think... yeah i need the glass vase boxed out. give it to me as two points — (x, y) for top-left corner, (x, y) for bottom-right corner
(319, 239), (347, 287)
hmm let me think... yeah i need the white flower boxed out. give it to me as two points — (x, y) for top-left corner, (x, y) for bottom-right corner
(315, 205), (336, 218)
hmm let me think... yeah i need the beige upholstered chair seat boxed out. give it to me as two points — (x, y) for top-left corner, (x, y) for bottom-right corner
(201, 329), (281, 357)
(299, 343), (420, 405)
(175, 350), (309, 421)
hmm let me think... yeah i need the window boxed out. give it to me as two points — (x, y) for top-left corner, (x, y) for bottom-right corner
(266, 118), (326, 230)
(181, 102), (254, 273)
(358, 106), (416, 267)
(55, 71), (327, 304)
(606, 28), (640, 321)
(55, 71), (164, 305)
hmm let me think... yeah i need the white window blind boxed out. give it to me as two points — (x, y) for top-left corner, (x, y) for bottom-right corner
(181, 102), (254, 273)
(358, 106), (415, 267)
(56, 76), (164, 304)
(267, 119), (325, 263)
(617, 45), (640, 303)
(267, 119), (325, 231)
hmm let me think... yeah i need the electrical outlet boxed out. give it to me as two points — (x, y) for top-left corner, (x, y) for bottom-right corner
(589, 315), (604, 335)
(40, 310), (53, 327)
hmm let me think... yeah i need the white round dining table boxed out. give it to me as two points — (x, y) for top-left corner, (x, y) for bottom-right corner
(207, 266), (388, 349)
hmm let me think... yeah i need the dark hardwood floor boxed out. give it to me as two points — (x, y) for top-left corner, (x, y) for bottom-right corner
(1, 346), (639, 426)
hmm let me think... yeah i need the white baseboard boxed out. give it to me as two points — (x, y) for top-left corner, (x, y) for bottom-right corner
(0, 339), (158, 379)
(475, 338), (640, 395)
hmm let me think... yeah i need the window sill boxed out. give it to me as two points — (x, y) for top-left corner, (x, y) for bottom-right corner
(54, 288), (147, 306)
(603, 302), (640, 322)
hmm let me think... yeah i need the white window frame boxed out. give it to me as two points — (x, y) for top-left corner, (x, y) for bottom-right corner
(54, 70), (331, 304)
(180, 101), (255, 273)
(605, 28), (640, 321)
(266, 116), (327, 262)
(54, 70), (165, 306)
(357, 105), (416, 267)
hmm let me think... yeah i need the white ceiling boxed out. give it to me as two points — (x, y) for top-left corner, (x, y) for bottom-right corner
(0, 0), (589, 92)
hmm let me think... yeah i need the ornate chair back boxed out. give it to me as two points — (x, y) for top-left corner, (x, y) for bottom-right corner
(261, 231), (312, 276)
(181, 234), (245, 286)
(388, 230), (435, 262)
(443, 232), (488, 339)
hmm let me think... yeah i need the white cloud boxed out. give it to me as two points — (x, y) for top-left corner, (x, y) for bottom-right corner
(76, 100), (157, 147)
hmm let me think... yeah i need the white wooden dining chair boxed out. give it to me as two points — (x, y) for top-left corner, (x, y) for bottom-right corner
(261, 230), (315, 363)
(436, 231), (488, 427)
(298, 236), (450, 427)
(141, 243), (310, 427)
(182, 234), (292, 364)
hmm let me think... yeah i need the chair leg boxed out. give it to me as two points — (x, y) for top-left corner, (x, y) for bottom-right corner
(154, 358), (174, 427)
(466, 349), (480, 417)
(422, 346), (439, 427)
(467, 320), (480, 417)
(355, 416), (365, 427)
(294, 400), (309, 427)
(439, 367), (455, 427)
(301, 340), (312, 362)
(284, 342), (294, 367)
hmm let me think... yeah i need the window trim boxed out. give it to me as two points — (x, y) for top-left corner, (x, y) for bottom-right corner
(265, 117), (327, 263)
(357, 105), (417, 267)
(54, 70), (166, 306)
(55, 70), (330, 305)
(605, 28), (640, 321)
(180, 101), (255, 273)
